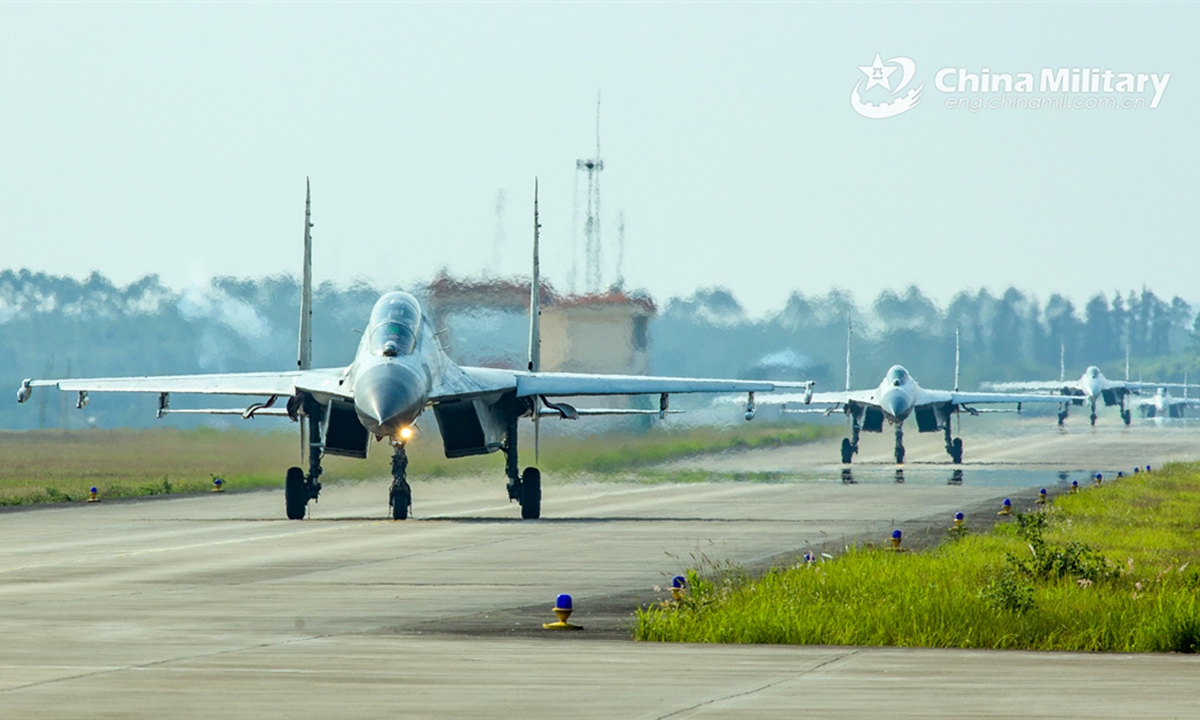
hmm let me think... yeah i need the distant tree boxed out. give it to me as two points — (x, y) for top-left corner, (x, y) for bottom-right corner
(873, 286), (940, 332)
(1041, 294), (1082, 371)
(1082, 294), (1117, 364)
(1110, 291), (1129, 358)
(991, 288), (1027, 365)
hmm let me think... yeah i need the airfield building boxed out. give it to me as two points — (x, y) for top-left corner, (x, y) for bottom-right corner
(422, 273), (655, 376)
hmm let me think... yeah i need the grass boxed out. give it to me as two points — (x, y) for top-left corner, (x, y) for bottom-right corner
(0, 421), (836, 506)
(635, 464), (1200, 652)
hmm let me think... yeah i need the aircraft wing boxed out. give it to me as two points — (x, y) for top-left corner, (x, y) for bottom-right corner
(1115, 380), (1200, 393)
(746, 389), (876, 407)
(1134, 395), (1200, 407)
(940, 390), (1082, 406)
(514, 372), (808, 397)
(979, 380), (1079, 393)
(18, 368), (350, 402)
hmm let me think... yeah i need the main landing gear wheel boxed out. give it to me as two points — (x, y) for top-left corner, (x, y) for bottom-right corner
(1122, 409), (1132, 426)
(519, 467), (541, 520)
(951, 437), (963, 464)
(840, 438), (854, 464)
(285, 466), (307, 520)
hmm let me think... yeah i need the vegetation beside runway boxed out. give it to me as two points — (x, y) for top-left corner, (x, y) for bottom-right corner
(0, 422), (835, 506)
(636, 464), (1200, 652)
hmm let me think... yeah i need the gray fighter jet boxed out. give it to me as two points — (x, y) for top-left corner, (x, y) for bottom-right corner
(984, 365), (1200, 427)
(1135, 384), (1200, 419)
(17, 181), (810, 520)
(759, 326), (1072, 464)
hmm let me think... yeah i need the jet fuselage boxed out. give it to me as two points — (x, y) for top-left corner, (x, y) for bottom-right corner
(346, 291), (443, 438)
(875, 365), (918, 423)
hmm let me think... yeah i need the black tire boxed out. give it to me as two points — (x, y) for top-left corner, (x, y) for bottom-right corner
(840, 438), (853, 464)
(520, 467), (541, 520)
(895, 445), (905, 464)
(1090, 413), (1097, 427)
(952, 437), (963, 464)
(285, 467), (307, 520)
(390, 481), (411, 521)
(1122, 410), (1132, 426)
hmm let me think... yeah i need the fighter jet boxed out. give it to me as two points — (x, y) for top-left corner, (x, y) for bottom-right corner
(777, 364), (1073, 464)
(1134, 384), (1200, 419)
(16, 181), (810, 521)
(982, 363), (1200, 426)
(758, 327), (1070, 464)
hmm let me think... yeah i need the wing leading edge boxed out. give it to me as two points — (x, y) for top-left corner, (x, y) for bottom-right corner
(18, 368), (350, 403)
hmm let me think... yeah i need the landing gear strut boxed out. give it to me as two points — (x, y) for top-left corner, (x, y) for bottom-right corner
(943, 421), (963, 464)
(1089, 400), (1098, 427)
(503, 407), (541, 519)
(285, 400), (325, 520)
(1057, 402), (1070, 427)
(894, 423), (905, 464)
(389, 441), (411, 520)
(1119, 395), (1132, 426)
(840, 406), (862, 464)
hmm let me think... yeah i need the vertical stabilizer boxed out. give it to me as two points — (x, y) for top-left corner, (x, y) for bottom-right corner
(298, 178), (313, 371)
(844, 314), (852, 392)
(528, 179), (541, 373)
(954, 325), (961, 392)
(528, 180), (542, 462)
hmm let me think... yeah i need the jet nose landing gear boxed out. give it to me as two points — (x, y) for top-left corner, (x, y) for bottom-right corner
(389, 440), (411, 520)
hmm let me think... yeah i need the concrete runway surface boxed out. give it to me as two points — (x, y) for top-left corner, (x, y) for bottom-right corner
(1, 421), (1198, 718)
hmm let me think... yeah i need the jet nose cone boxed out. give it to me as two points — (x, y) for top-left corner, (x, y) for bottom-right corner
(353, 363), (426, 437)
(881, 390), (909, 421)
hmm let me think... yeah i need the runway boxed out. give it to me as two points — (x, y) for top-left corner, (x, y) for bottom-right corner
(1, 421), (1198, 718)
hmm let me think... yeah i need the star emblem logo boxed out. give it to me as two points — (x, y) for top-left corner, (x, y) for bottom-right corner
(850, 53), (924, 120)
(859, 53), (898, 91)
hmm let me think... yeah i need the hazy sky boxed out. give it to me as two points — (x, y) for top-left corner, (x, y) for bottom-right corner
(1, 2), (1196, 315)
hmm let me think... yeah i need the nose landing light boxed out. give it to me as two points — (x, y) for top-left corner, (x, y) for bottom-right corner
(399, 426), (414, 441)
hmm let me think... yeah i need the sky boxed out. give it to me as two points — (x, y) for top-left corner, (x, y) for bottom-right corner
(1, 2), (1197, 315)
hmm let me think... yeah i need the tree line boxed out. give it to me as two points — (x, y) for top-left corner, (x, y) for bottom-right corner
(1, 269), (1197, 429)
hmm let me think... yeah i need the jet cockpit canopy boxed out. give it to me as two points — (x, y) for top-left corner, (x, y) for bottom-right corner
(368, 292), (422, 357)
(886, 365), (909, 386)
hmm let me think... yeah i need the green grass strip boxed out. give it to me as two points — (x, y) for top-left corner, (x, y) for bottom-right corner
(0, 422), (836, 506)
(635, 464), (1200, 652)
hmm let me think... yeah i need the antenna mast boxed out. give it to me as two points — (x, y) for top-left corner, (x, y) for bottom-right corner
(615, 211), (626, 289)
(489, 189), (507, 275)
(576, 90), (604, 293)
